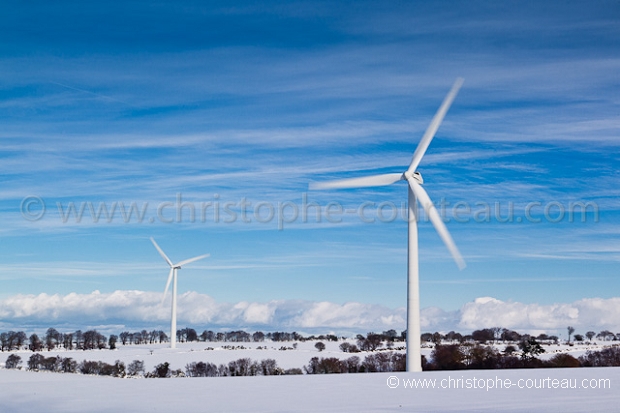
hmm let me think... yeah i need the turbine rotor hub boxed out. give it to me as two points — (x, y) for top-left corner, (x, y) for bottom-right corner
(404, 171), (424, 184)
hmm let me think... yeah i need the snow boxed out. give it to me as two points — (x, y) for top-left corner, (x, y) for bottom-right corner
(0, 367), (618, 412)
(1, 341), (618, 412)
(2, 340), (364, 372)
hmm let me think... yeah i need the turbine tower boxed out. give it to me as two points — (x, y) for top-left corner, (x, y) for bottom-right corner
(150, 237), (209, 349)
(310, 78), (466, 372)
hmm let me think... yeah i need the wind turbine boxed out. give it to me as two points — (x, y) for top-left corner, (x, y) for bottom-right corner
(150, 237), (210, 349)
(309, 78), (466, 372)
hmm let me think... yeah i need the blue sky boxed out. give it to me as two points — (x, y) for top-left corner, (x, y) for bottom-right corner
(0, 1), (619, 334)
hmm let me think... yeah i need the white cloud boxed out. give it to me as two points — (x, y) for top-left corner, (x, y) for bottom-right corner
(0, 291), (406, 332)
(2, 291), (620, 335)
(458, 297), (620, 333)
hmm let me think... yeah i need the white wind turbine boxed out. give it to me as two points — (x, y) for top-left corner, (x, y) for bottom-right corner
(310, 78), (466, 372)
(150, 237), (210, 349)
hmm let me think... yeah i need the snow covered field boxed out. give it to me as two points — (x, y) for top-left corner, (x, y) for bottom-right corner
(0, 339), (609, 372)
(1, 340), (618, 412)
(1, 365), (617, 412)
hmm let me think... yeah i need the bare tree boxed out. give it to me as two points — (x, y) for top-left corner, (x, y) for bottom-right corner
(152, 362), (171, 378)
(127, 360), (145, 376)
(83, 330), (106, 350)
(597, 330), (615, 341)
(60, 357), (77, 373)
(5, 354), (21, 369)
(357, 333), (383, 351)
(0, 333), (9, 351)
(11, 332), (27, 350)
(108, 335), (118, 350)
(491, 327), (502, 343)
(27, 353), (44, 371)
(186, 361), (219, 377)
(45, 328), (61, 351)
(119, 332), (130, 345)
(260, 359), (281, 376)
(63, 333), (74, 350)
(29, 334), (43, 352)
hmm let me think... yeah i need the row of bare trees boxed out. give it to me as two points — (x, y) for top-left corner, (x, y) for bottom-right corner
(419, 327), (620, 346)
(6, 344), (620, 377)
(305, 352), (406, 374)
(426, 341), (620, 370)
(1, 329), (110, 352)
(3, 326), (619, 353)
(119, 330), (168, 345)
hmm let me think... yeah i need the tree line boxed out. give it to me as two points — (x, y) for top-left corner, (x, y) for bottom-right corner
(3, 353), (303, 378)
(0, 328), (344, 351)
(3, 351), (406, 377)
(7, 344), (620, 378)
(419, 327), (620, 345)
(424, 341), (620, 370)
(2, 326), (618, 354)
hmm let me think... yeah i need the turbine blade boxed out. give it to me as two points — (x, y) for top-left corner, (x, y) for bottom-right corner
(162, 268), (174, 304)
(309, 173), (403, 190)
(408, 179), (466, 270)
(176, 253), (210, 268)
(151, 237), (173, 267)
(407, 78), (464, 174)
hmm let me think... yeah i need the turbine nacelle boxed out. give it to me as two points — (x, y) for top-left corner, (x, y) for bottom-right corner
(403, 171), (424, 185)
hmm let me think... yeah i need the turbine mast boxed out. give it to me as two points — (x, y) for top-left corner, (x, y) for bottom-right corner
(407, 185), (422, 372)
(171, 268), (178, 349)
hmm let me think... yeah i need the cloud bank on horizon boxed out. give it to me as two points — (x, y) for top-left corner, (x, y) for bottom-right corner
(2, 291), (619, 336)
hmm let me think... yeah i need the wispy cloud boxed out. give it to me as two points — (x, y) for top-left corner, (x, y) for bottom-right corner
(0, 0), (618, 314)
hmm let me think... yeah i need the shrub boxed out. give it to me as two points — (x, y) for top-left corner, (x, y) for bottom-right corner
(546, 353), (580, 368)
(60, 357), (77, 373)
(127, 360), (145, 376)
(579, 346), (620, 367)
(429, 344), (465, 370)
(259, 359), (281, 376)
(79, 360), (101, 375)
(5, 354), (22, 369)
(362, 352), (405, 372)
(152, 362), (171, 378)
(339, 342), (359, 353)
(228, 358), (258, 376)
(27, 354), (45, 371)
(186, 361), (219, 377)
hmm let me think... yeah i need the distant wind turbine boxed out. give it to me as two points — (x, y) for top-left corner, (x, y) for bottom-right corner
(150, 237), (210, 349)
(310, 78), (466, 372)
